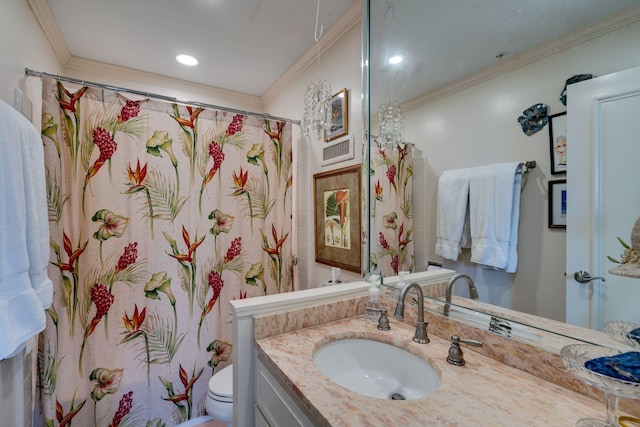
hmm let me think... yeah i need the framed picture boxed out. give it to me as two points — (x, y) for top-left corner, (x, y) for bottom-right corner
(313, 164), (361, 273)
(548, 179), (567, 229)
(548, 111), (567, 175)
(324, 88), (349, 142)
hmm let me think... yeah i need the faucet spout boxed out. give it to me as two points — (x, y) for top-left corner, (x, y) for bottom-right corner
(444, 274), (479, 317)
(393, 282), (429, 344)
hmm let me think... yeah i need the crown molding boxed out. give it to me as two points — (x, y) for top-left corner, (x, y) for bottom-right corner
(64, 56), (264, 111)
(27, 0), (71, 65)
(261, 0), (361, 106)
(402, 3), (640, 113)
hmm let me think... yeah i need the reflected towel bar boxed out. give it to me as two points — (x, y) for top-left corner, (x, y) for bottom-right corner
(518, 160), (536, 174)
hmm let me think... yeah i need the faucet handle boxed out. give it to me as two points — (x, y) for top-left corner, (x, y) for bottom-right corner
(377, 307), (390, 331)
(447, 334), (483, 366)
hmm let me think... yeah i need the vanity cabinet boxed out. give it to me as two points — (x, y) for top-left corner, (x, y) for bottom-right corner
(255, 358), (318, 426)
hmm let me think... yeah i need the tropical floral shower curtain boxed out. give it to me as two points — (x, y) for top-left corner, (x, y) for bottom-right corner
(369, 141), (414, 276)
(37, 78), (293, 426)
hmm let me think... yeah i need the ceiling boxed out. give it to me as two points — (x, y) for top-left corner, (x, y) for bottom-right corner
(369, 0), (640, 106)
(45, 0), (356, 97)
(41, 0), (640, 102)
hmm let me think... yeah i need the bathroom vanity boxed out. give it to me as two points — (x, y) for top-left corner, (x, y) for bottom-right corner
(255, 317), (607, 426)
(230, 270), (639, 426)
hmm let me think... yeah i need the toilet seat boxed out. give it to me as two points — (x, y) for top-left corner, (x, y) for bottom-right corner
(207, 364), (233, 402)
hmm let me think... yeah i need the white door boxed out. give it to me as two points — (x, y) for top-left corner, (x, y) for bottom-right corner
(566, 65), (640, 330)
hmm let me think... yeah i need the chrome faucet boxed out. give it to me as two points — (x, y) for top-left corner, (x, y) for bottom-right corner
(393, 282), (429, 344)
(444, 274), (479, 317)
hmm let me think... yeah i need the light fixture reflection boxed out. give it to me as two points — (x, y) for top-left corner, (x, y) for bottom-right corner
(388, 55), (403, 65)
(176, 54), (199, 66)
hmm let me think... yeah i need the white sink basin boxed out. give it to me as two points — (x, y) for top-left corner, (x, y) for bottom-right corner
(313, 338), (441, 400)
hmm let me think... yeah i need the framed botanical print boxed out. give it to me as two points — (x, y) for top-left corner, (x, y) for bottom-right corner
(313, 164), (361, 273)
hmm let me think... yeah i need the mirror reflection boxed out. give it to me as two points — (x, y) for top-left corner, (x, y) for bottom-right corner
(365, 0), (640, 334)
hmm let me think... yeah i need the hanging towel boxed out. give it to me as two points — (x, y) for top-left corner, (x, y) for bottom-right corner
(435, 168), (470, 261)
(0, 99), (53, 360)
(468, 162), (522, 272)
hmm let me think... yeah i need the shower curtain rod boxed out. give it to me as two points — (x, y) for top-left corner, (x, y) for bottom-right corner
(25, 68), (301, 125)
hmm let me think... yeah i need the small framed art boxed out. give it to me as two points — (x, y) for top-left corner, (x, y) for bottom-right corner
(548, 179), (567, 229)
(324, 88), (349, 142)
(549, 111), (567, 175)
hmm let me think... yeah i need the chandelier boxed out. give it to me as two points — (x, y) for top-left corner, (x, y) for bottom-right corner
(303, 0), (332, 138)
(378, 100), (404, 144)
(376, 4), (404, 145)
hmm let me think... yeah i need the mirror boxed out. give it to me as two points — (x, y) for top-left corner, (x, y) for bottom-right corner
(364, 0), (640, 336)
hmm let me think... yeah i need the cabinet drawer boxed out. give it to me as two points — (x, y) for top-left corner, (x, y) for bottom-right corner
(255, 359), (316, 427)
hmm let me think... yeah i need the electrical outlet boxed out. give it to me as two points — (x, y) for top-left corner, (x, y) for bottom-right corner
(14, 87), (23, 112)
(14, 87), (32, 121)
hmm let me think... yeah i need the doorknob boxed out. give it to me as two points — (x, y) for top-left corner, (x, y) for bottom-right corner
(573, 270), (607, 283)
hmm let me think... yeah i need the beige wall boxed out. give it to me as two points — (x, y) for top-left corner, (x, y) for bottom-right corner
(0, 1), (62, 426)
(403, 21), (640, 321)
(264, 23), (364, 289)
(0, 0), (62, 121)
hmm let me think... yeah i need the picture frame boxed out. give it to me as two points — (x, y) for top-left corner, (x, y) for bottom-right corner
(548, 179), (567, 229)
(324, 88), (349, 142)
(313, 164), (361, 273)
(548, 111), (567, 175)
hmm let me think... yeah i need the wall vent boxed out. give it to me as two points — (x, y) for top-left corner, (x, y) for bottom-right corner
(321, 134), (355, 166)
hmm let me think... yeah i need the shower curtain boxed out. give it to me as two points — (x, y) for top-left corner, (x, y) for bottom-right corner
(37, 78), (293, 426)
(370, 140), (414, 276)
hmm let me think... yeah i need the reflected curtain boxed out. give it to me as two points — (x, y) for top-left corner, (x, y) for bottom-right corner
(370, 141), (414, 275)
(37, 78), (293, 426)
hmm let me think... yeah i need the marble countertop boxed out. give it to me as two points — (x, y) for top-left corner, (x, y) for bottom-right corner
(256, 315), (611, 427)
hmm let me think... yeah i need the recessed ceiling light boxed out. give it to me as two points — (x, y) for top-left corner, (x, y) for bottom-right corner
(176, 54), (199, 66)
(388, 55), (403, 65)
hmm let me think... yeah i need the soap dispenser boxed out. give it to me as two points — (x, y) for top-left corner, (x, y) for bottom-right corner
(365, 284), (381, 322)
(393, 271), (409, 299)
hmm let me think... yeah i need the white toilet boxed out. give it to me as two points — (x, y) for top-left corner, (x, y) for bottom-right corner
(205, 364), (233, 427)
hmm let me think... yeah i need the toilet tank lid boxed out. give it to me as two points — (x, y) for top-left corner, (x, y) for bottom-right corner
(208, 364), (233, 397)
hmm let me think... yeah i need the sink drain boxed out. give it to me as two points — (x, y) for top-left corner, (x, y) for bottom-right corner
(388, 392), (406, 400)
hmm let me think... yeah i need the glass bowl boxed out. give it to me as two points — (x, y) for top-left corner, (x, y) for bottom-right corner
(561, 344), (640, 400)
(604, 321), (640, 349)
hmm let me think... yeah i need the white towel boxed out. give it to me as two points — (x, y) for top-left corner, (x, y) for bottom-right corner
(435, 168), (470, 261)
(0, 99), (53, 360)
(468, 162), (521, 272)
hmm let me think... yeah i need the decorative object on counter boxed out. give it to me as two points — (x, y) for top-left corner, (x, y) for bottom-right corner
(517, 103), (548, 136)
(548, 111), (567, 175)
(302, 0), (333, 139)
(585, 351), (640, 383)
(605, 321), (640, 348)
(618, 416), (640, 427)
(446, 334), (483, 366)
(560, 74), (594, 106)
(548, 179), (567, 229)
(608, 216), (640, 278)
(324, 88), (348, 142)
(561, 344), (640, 427)
(378, 100), (405, 144)
(313, 165), (362, 273)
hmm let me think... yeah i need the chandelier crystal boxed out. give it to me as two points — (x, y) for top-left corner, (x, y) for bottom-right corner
(377, 100), (404, 144)
(303, 0), (332, 139)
